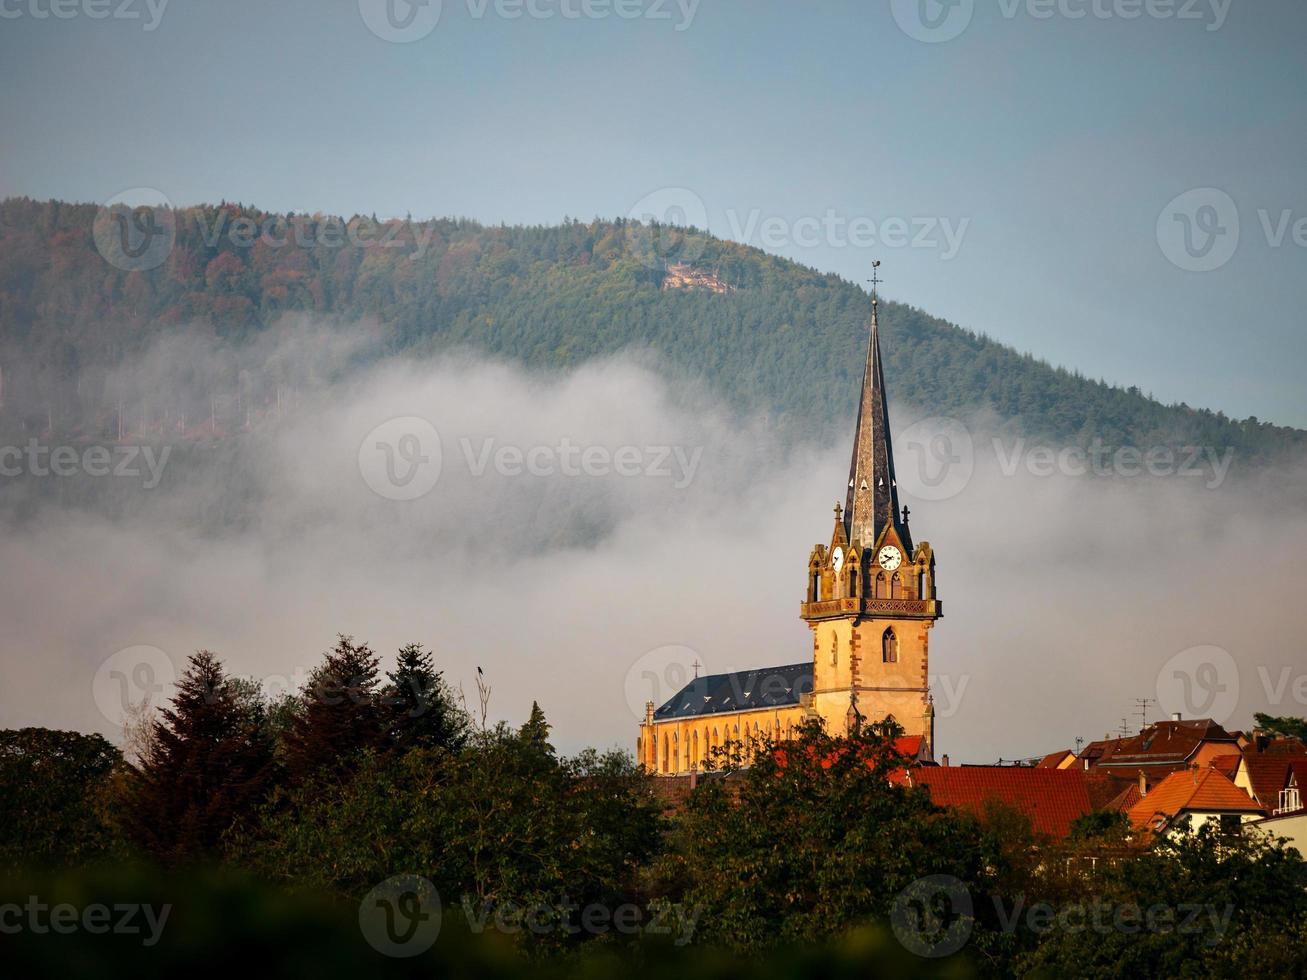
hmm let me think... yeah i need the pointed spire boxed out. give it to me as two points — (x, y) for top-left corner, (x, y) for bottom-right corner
(844, 268), (901, 549)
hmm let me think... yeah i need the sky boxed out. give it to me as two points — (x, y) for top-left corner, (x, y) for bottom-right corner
(1, 0), (1305, 428)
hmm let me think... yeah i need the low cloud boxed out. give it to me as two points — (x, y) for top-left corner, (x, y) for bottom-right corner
(2, 321), (1305, 761)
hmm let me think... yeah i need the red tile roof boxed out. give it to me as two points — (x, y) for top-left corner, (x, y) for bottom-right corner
(1089, 719), (1239, 778)
(1208, 754), (1241, 780)
(1127, 768), (1263, 831)
(901, 767), (1099, 839)
(1238, 754), (1307, 809)
(1037, 750), (1075, 769)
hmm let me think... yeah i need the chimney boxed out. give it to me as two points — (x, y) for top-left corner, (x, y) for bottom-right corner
(1255, 733), (1270, 754)
(1138, 771), (1147, 796)
(689, 768), (698, 791)
(1171, 712), (1182, 722)
(941, 754), (950, 767)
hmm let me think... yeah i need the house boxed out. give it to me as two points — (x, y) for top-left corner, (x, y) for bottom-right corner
(1249, 764), (1307, 854)
(1126, 768), (1265, 836)
(1078, 717), (1241, 786)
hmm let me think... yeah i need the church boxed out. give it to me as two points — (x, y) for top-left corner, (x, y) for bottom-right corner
(637, 288), (942, 775)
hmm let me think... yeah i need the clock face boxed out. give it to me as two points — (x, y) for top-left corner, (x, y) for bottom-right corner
(878, 545), (902, 571)
(831, 547), (844, 573)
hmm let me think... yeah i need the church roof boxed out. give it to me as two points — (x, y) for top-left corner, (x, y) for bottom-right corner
(653, 662), (813, 721)
(844, 293), (907, 551)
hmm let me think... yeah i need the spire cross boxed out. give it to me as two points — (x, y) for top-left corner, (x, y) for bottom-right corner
(691, 658), (702, 679)
(866, 260), (884, 309)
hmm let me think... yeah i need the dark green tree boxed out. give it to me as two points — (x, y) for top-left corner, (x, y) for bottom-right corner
(283, 635), (385, 780)
(383, 643), (468, 752)
(1254, 712), (1307, 744)
(0, 728), (121, 869)
(519, 700), (554, 757)
(119, 650), (275, 862)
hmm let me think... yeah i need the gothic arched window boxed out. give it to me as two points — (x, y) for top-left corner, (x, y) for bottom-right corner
(876, 572), (887, 599)
(891, 572), (902, 599)
(849, 568), (859, 599)
(883, 627), (899, 664)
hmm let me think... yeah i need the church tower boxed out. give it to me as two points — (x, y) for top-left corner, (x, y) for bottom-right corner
(801, 281), (941, 757)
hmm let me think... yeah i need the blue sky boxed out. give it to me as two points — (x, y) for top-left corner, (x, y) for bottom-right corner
(3, 0), (1304, 426)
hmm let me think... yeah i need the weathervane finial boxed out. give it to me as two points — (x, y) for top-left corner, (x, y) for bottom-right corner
(867, 260), (883, 315)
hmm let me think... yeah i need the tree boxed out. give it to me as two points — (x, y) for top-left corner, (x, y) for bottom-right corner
(240, 728), (660, 954)
(0, 728), (121, 869)
(118, 650), (275, 862)
(665, 720), (989, 951)
(1254, 713), (1307, 744)
(383, 643), (468, 752)
(283, 635), (385, 781)
(519, 701), (553, 756)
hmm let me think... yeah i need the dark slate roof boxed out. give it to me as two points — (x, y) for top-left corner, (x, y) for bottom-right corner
(654, 662), (813, 721)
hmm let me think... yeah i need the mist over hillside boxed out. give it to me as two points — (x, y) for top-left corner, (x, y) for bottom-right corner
(2, 197), (1302, 475)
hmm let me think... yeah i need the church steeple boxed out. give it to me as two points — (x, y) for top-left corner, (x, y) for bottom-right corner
(843, 266), (903, 551)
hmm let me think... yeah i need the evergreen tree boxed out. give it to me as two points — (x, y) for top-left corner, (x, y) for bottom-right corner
(119, 650), (274, 863)
(284, 635), (384, 780)
(383, 643), (468, 752)
(518, 701), (553, 756)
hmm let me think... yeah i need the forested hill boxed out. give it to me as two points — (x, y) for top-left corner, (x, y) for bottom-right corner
(0, 197), (1301, 462)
